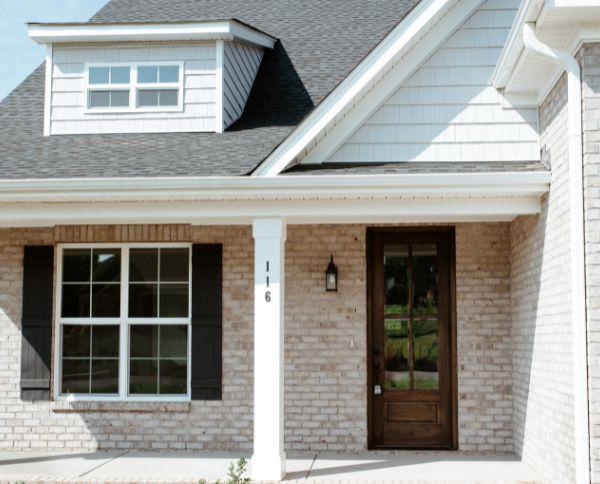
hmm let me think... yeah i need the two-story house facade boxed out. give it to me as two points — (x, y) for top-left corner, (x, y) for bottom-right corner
(1, 0), (600, 482)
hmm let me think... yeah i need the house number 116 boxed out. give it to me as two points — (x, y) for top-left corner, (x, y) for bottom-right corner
(265, 261), (271, 303)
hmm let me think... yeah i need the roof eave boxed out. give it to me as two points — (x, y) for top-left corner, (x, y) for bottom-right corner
(27, 19), (276, 49)
(0, 171), (550, 203)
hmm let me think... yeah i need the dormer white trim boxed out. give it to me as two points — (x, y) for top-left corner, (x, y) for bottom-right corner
(27, 20), (276, 49)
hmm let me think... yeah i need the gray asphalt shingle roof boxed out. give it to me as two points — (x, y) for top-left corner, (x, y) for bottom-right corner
(0, 0), (423, 180)
(283, 161), (550, 176)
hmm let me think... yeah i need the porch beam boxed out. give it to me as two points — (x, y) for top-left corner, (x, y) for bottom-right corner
(251, 218), (287, 481)
(0, 196), (544, 228)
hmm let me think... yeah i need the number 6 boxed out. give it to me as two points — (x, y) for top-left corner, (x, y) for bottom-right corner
(265, 291), (271, 303)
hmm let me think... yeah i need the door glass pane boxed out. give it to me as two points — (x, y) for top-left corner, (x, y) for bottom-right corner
(413, 318), (439, 389)
(413, 244), (439, 390)
(383, 245), (409, 390)
(384, 318), (409, 389)
(384, 245), (408, 316)
(413, 245), (438, 316)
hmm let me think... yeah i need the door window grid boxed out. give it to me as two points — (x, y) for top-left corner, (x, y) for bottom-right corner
(383, 244), (439, 391)
(56, 244), (191, 401)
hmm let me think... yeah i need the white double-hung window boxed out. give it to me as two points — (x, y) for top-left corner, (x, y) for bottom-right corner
(85, 62), (184, 113)
(56, 244), (191, 401)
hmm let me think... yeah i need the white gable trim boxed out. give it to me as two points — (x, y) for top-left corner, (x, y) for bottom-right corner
(301, 0), (484, 165)
(252, 0), (484, 176)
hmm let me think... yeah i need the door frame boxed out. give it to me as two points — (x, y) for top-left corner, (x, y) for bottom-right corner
(366, 226), (458, 450)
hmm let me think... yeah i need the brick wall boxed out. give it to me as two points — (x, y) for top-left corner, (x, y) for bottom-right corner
(510, 74), (575, 483)
(582, 42), (600, 484)
(0, 223), (512, 453)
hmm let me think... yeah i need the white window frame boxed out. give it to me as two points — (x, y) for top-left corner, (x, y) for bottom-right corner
(54, 243), (192, 402)
(84, 61), (185, 114)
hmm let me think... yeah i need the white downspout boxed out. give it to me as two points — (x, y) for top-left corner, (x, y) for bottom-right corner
(522, 22), (591, 484)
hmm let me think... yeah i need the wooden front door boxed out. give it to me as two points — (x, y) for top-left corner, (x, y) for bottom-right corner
(368, 229), (456, 449)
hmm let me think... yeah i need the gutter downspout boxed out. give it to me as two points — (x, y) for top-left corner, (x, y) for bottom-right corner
(523, 22), (591, 484)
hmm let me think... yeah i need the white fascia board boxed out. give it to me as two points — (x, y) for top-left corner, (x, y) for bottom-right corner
(301, 0), (484, 165)
(251, 0), (461, 176)
(0, 197), (544, 228)
(0, 172), (550, 203)
(546, 0), (600, 7)
(27, 20), (276, 49)
(492, 0), (542, 89)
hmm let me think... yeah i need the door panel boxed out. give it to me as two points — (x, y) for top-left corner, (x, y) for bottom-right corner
(368, 229), (455, 449)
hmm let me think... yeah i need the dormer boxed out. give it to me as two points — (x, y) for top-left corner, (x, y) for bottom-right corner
(27, 20), (276, 136)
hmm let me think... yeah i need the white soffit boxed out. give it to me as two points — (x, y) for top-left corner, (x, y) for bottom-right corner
(493, 0), (600, 106)
(27, 20), (276, 49)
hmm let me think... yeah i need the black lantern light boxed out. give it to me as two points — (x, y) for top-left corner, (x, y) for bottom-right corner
(325, 255), (338, 292)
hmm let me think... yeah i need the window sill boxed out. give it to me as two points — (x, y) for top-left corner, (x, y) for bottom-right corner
(51, 400), (191, 414)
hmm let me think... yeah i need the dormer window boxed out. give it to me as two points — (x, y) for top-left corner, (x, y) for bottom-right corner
(85, 62), (184, 113)
(28, 20), (276, 135)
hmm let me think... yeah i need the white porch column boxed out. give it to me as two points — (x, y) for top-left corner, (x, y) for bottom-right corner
(251, 218), (287, 481)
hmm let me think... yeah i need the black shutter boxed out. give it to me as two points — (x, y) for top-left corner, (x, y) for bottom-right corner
(191, 244), (222, 400)
(20, 246), (54, 401)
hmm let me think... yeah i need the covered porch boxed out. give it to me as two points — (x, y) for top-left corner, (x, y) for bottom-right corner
(0, 170), (558, 482)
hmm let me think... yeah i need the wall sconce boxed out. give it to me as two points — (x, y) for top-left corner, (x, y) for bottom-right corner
(325, 255), (338, 292)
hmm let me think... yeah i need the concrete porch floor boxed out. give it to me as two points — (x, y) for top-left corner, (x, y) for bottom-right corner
(0, 451), (544, 483)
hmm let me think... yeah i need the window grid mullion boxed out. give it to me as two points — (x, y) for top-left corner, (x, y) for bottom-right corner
(88, 248), (93, 318)
(88, 325), (93, 395)
(157, 249), (161, 318)
(157, 326), (161, 395)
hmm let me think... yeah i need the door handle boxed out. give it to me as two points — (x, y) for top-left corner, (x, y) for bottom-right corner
(373, 349), (382, 395)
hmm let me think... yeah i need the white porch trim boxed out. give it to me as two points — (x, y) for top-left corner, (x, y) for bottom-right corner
(251, 218), (286, 481)
(0, 171), (549, 227)
(0, 172), (550, 203)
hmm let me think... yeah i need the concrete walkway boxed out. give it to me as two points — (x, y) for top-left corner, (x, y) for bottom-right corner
(0, 451), (544, 483)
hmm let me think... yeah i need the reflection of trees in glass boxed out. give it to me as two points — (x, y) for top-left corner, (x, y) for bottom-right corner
(385, 319), (409, 371)
(384, 255), (408, 310)
(414, 254), (437, 315)
(414, 319), (438, 372)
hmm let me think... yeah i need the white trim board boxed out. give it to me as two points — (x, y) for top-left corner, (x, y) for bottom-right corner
(27, 20), (276, 49)
(0, 171), (550, 203)
(251, 0), (484, 176)
(0, 197), (544, 228)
